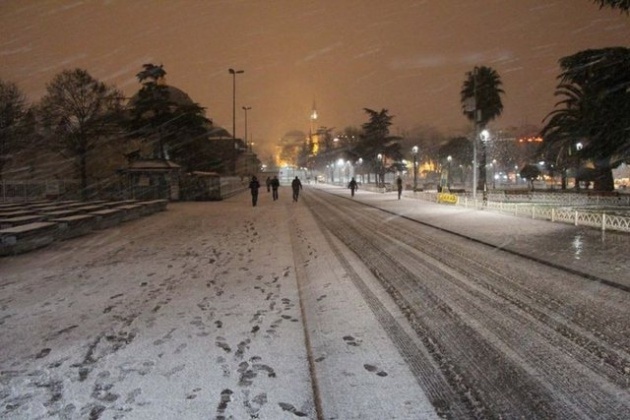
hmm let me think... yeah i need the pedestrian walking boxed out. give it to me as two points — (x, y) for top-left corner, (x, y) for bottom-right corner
(291, 176), (303, 202)
(271, 175), (280, 201)
(396, 176), (403, 200)
(249, 176), (261, 207)
(266, 176), (271, 192)
(348, 177), (358, 197)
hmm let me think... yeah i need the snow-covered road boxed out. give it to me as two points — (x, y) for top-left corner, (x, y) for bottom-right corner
(1, 186), (628, 419)
(305, 187), (630, 419)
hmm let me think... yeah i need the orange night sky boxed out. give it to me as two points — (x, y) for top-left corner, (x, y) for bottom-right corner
(1, 0), (629, 157)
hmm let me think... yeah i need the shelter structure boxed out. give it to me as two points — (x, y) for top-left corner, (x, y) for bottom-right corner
(119, 159), (181, 201)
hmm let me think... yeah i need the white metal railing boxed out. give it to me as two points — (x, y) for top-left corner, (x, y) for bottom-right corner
(421, 191), (630, 233)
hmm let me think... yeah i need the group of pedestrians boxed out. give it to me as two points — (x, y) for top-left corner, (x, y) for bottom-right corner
(346, 176), (404, 199)
(248, 175), (302, 207)
(250, 174), (403, 206)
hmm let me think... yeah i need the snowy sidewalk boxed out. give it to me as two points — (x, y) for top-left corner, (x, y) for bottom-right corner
(1, 198), (317, 419)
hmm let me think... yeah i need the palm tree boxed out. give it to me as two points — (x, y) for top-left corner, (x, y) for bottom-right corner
(460, 65), (504, 190)
(591, 0), (630, 13)
(541, 48), (630, 191)
(541, 84), (591, 189)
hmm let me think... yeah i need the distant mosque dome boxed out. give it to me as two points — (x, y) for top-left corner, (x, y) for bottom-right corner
(163, 85), (194, 106)
(128, 85), (228, 134)
(127, 85), (194, 107)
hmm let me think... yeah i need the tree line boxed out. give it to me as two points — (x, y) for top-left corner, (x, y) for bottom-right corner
(0, 64), (231, 198)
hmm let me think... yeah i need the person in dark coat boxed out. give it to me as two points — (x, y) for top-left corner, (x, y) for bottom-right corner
(291, 176), (303, 202)
(266, 176), (271, 192)
(396, 176), (403, 199)
(270, 176), (280, 201)
(249, 176), (261, 207)
(348, 177), (358, 197)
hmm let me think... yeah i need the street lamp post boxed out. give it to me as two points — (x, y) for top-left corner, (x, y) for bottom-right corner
(242, 106), (251, 145)
(228, 68), (244, 139)
(377, 154), (383, 187)
(480, 129), (489, 205)
(412, 146), (418, 191)
(228, 68), (244, 175)
(447, 155), (452, 190)
(575, 142), (583, 191)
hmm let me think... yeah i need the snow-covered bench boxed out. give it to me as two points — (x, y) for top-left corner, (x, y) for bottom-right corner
(40, 208), (86, 220)
(116, 204), (145, 222)
(51, 214), (97, 240)
(0, 215), (46, 229)
(137, 199), (168, 216)
(0, 222), (58, 256)
(90, 208), (125, 230)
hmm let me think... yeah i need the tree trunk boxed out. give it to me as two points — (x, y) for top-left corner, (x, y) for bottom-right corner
(80, 152), (88, 200)
(593, 166), (615, 191)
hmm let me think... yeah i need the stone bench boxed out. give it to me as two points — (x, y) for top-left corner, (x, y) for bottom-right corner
(0, 215), (46, 229)
(138, 199), (168, 215)
(51, 214), (97, 240)
(27, 201), (76, 210)
(40, 208), (85, 220)
(72, 204), (109, 214)
(101, 200), (138, 208)
(0, 204), (24, 211)
(0, 210), (35, 218)
(0, 222), (58, 256)
(116, 204), (145, 222)
(90, 208), (125, 230)
(31, 205), (67, 213)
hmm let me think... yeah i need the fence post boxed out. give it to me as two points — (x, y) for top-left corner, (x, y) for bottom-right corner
(574, 210), (579, 226)
(551, 208), (555, 222)
(602, 213), (606, 231)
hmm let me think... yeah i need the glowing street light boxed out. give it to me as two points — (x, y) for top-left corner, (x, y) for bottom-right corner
(480, 129), (490, 205)
(447, 155), (452, 190)
(412, 146), (419, 191)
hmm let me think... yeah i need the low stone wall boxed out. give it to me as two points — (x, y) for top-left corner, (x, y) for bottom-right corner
(0, 199), (168, 256)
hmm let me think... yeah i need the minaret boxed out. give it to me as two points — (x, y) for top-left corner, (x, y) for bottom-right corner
(310, 101), (319, 155)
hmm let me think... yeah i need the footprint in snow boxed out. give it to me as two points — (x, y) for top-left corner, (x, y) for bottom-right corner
(343, 335), (361, 346)
(215, 337), (231, 353)
(364, 363), (388, 377)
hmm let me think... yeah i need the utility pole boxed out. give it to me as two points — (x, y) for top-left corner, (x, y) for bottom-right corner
(228, 68), (244, 174)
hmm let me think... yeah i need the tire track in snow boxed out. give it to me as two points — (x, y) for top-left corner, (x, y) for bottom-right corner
(302, 193), (472, 419)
